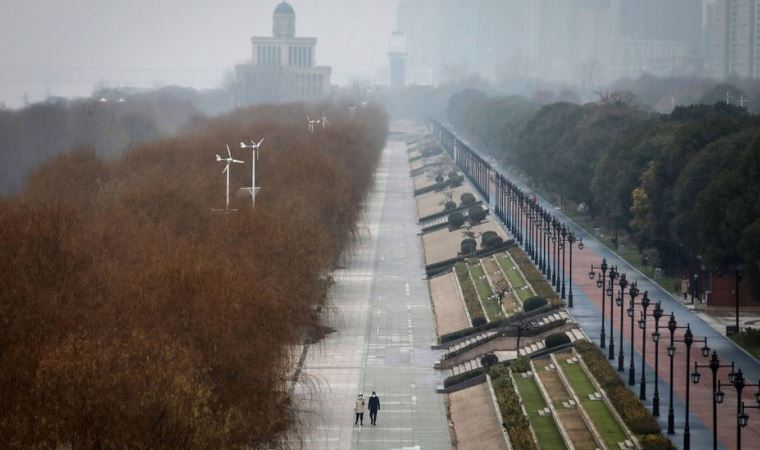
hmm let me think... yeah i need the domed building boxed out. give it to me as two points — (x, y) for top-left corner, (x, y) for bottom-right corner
(236, 1), (332, 105)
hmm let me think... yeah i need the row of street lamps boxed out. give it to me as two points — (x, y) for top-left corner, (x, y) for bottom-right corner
(432, 121), (760, 450)
(590, 258), (760, 450)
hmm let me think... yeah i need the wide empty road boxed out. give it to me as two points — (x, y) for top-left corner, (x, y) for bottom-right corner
(294, 123), (451, 450)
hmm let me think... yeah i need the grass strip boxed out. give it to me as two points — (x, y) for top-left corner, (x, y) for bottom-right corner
(559, 359), (628, 448)
(495, 253), (533, 302)
(468, 260), (503, 319)
(513, 372), (568, 450)
(454, 262), (486, 323)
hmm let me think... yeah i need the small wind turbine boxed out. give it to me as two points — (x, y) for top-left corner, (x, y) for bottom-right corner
(320, 111), (329, 129)
(348, 105), (357, 117)
(215, 145), (244, 212)
(739, 94), (748, 108)
(240, 138), (263, 208)
(307, 115), (319, 134)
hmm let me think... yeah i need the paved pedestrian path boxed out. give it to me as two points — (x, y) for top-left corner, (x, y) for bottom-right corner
(293, 124), (451, 450)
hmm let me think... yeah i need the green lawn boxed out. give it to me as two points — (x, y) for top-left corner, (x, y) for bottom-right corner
(495, 253), (533, 302)
(468, 261), (503, 320)
(454, 262), (486, 322)
(559, 360), (628, 448)
(729, 328), (760, 359)
(513, 374), (568, 450)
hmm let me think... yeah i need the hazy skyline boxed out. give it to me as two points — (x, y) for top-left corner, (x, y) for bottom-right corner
(0, 0), (399, 107)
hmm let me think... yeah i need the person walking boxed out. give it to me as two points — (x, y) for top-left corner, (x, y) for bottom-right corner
(354, 394), (365, 426)
(368, 391), (381, 426)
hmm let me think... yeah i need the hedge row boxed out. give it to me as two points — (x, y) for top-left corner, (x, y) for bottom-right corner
(573, 341), (673, 449)
(454, 262), (486, 323)
(443, 367), (484, 388)
(489, 365), (539, 450)
(507, 246), (559, 301)
(439, 303), (558, 343)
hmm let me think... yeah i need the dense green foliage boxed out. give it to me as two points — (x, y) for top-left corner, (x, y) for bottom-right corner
(468, 205), (487, 222)
(449, 90), (760, 297)
(523, 296), (548, 312)
(489, 364), (540, 450)
(544, 333), (571, 348)
(460, 192), (476, 206)
(448, 211), (465, 228)
(454, 262), (486, 323)
(460, 238), (477, 255)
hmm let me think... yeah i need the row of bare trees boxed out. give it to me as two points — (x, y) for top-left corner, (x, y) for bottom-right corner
(0, 101), (388, 448)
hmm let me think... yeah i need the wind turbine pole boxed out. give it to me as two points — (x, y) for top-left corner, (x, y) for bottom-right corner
(251, 147), (257, 208)
(225, 161), (231, 212)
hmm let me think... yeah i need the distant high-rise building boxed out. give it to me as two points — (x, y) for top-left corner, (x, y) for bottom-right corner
(235, 2), (331, 105)
(709, 0), (760, 78)
(389, 32), (407, 88)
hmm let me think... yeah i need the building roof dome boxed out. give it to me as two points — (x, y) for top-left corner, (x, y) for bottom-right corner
(274, 2), (294, 15)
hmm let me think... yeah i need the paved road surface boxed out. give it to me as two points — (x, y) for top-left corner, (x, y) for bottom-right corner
(293, 125), (451, 450)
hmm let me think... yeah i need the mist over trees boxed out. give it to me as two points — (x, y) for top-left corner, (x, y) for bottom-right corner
(0, 86), (234, 194)
(0, 100), (388, 448)
(446, 83), (760, 299)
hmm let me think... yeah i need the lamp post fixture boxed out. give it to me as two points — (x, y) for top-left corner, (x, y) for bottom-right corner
(566, 230), (582, 308)
(544, 214), (552, 277)
(525, 207), (534, 258)
(606, 266), (619, 360)
(636, 291), (652, 399)
(626, 283), (642, 386)
(552, 218), (560, 291)
(560, 225), (567, 300)
(735, 269), (743, 333)
(692, 351), (734, 450)
(589, 258), (609, 349)
(615, 273), (629, 370)
(716, 367), (760, 450)
(740, 400), (760, 449)
(651, 301), (664, 416)
(672, 323), (709, 449)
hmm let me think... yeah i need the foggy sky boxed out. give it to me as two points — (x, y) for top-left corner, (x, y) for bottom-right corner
(0, 0), (398, 107)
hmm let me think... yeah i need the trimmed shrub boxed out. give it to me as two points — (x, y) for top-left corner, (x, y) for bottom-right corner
(443, 367), (484, 388)
(468, 205), (487, 222)
(523, 296), (548, 312)
(481, 353), (499, 368)
(483, 234), (504, 248)
(460, 238), (476, 255)
(443, 200), (457, 211)
(640, 434), (676, 450)
(460, 192), (476, 206)
(448, 212), (465, 228)
(472, 316), (487, 327)
(434, 174), (444, 183)
(481, 231), (498, 245)
(448, 172), (464, 187)
(510, 356), (531, 373)
(544, 332), (571, 348)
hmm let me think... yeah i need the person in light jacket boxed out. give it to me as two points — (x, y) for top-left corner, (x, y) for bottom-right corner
(368, 391), (380, 425)
(354, 394), (365, 426)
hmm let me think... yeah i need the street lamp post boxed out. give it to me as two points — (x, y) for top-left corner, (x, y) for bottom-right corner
(589, 259), (609, 349)
(716, 367), (760, 450)
(552, 219), (560, 291)
(673, 324), (709, 450)
(637, 292), (652, 399)
(544, 215), (552, 277)
(740, 400), (760, 449)
(566, 231), (582, 308)
(560, 225), (567, 300)
(615, 273), (629, 371)
(692, 351), (734, 450)
(626, 283), (642, 386)
(651, 301), (663, 416)
(607, 266), (619, 360)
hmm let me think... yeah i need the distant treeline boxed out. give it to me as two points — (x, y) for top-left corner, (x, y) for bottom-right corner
(447, 89), (760, 298)
(0, 86), (235, 193)
(0, 101), (388, 447)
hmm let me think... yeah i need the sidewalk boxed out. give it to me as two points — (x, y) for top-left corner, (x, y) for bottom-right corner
(292, 125), (451, 450)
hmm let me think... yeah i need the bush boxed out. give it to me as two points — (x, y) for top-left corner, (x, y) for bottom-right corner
(448, 172), (464, 187)
(443, 367), (484, 388)
(481, 231), (497, 245)
(443, 200), (457, 211)
(640, 434), (675, 450)
(435, 174), (444, 183)
(472, 316), (487, 327)
(460, 192), (476, 206)
(511, 356), (531, 373)
(460, 238), (477, 255)
(468, 205), (487, 222)
(483, 234), (504, 248)
(544, 332), (571, 348)
(481, 353), (499, 368)
(523, 296), (548, 312)
(448, 212), (465, 228)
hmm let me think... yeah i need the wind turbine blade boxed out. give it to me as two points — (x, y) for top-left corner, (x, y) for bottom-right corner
(232, 159), (244, 164)
(226, 145), (232, 159)
(240, 142), (247, 148)
(223, 165), (228, 174)
(216, 154), (222, 161)
(257, 138), (264, 146)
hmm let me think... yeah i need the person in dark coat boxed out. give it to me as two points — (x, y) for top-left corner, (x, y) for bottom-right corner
(368, 391), (380, 425)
